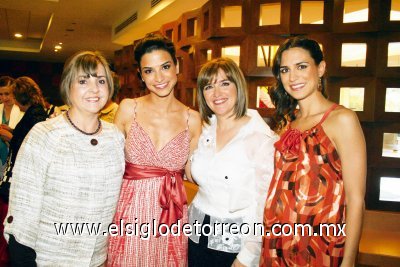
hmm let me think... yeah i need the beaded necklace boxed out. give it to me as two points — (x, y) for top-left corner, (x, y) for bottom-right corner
(66, 111), (101, 145)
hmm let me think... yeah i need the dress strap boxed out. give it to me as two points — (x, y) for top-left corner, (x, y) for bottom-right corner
(133, 98), (138, 121)
(186, 107), (190, 130)
(318, 103), (339, 126)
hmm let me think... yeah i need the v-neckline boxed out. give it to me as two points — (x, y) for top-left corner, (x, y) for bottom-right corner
(214, 117), (251, 154)
(135, 121), (187, 154)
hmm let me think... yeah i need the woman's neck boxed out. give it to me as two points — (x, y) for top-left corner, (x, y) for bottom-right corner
(67, 108), (100, 133)
(297, 92), (331, 118)
(216, 113), (249, 131)
(3, 103), (13, 115)
(146, 93), (177, 113)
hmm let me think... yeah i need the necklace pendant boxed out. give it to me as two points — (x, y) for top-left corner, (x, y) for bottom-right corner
(90, 139), (98, 146)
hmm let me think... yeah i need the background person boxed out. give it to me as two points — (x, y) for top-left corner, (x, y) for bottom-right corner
(99, 71), (120, 123)
(260, 36), (366, 267)
(0, 76), (48, 266)
(0, 76), (24, 168)
(188, 57), (277, 267)
(4, 51), (125, 266)
(107, 33), (201, 266)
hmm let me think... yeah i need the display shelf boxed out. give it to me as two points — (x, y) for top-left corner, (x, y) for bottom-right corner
(328, 76), (376, 121)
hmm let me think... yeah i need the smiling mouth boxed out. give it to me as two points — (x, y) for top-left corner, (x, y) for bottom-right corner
(154, 82), (168, 89)
(86, 97), (100, 102)
(213, 98), (228, 105)
(290, 83), (305, 91)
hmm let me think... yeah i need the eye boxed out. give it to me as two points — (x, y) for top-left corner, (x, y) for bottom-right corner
(298, 64), (308, 70)
(98, 79), (106, 85)
(203, 84), (213, 91)
(221, 81), (231, 87)
(280, 67), (288, 74)
(143, 69), (152, 74)
(162, 64), (171, 70)
(78, 79), (87, 85)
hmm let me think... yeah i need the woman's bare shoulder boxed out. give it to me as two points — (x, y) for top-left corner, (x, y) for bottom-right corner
(327, 105), (359, 126)
(115, 98), (136, 121)
(188, 108), (201, 120)
(324, 105), (361, 142)
(119, 98), (135, 108)
(188, 108), (202, 126)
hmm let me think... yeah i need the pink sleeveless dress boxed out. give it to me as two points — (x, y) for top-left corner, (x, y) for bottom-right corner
(107, 102), (190, 267)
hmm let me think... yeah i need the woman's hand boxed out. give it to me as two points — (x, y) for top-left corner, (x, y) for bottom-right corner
(0, 124), (12, 132)
(0, 128), (13, 142)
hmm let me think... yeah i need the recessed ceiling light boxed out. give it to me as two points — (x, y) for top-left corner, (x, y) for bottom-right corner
(55, 45), (62, 49)
(14, 33), (23, 38)
(59, 42), (63, 45)
(54, 49), (58, 52)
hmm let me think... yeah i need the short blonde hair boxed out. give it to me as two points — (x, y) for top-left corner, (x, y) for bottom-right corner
(60, 51), (113, 106)
(197, 57), (248, 124)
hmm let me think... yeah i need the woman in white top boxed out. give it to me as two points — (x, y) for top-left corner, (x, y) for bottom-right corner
(0, 76), (24, 166)
(4, 51), (125, 266)
(188, 58), (277, 267)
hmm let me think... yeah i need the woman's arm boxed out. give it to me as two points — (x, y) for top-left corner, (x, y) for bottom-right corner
(4, 124), (49, 256)
(331, 109), (366, 267)
(235, 132), (277, 267)
(184, 109), (202, 183)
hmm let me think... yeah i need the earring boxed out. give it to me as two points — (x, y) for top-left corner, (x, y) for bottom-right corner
(318, 77), (322, 91)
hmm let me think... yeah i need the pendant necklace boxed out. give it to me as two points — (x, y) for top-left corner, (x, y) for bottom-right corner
(66, 111), (101, 146)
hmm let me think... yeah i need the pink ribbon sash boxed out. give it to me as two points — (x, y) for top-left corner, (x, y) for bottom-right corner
(123, 162), (187, 228)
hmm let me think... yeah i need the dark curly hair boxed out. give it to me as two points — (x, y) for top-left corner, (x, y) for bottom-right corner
(270, 36), (328, 131)
(134, 33), (177, 70)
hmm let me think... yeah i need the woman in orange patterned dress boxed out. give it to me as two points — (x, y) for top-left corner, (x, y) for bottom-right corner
(260, 37), (366, 267)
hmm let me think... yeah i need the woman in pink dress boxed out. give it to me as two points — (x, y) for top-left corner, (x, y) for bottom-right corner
(107, 33), (201, 266)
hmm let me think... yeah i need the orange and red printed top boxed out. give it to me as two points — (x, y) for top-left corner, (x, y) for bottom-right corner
(260, 104), (346, 267)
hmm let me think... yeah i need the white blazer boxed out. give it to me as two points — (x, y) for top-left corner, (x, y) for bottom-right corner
(0, 104), (24, 129)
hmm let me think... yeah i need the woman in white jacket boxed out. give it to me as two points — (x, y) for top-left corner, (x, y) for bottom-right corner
(188, 58), (277, 267)
(4, 51), (125, 266)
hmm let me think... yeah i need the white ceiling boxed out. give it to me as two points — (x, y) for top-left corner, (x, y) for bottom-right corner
(0, 0), (207, 63)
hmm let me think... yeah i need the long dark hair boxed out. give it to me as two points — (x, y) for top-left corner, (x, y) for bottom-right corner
(270, 36), (328, 131)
